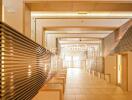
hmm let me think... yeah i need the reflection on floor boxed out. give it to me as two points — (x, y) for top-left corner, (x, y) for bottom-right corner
(64, 68), (132, 100)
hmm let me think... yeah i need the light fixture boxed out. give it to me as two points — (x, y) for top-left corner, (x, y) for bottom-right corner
(31, 11), (132, 18)
(77, 11), (88, 15)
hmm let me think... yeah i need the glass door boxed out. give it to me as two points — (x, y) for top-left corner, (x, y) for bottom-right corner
(73, 56), (80, 68)
(63, 56), (72, 68)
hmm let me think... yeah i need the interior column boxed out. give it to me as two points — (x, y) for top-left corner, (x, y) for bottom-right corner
(23, 3), (31, 39)
(0, 0), (2, 21)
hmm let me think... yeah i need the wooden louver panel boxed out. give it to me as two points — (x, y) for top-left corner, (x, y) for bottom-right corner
(114, 26), (132, 53)
(0, 22), (52, 100)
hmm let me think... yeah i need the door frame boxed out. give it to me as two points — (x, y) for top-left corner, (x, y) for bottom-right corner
(116, 54), (128, 91)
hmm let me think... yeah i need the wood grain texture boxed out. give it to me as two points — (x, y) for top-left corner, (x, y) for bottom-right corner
(26, 2), (132, 11)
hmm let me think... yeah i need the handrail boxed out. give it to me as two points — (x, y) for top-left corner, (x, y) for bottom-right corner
(0, 21), (52, 100)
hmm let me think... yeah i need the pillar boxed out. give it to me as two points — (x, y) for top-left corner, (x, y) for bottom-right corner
(0, 0), (2, 21)
(0, 0), (2, 98)
(24, 3), (31, 39)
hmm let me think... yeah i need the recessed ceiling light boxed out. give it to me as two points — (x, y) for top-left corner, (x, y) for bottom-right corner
(31, 12), (132, 18)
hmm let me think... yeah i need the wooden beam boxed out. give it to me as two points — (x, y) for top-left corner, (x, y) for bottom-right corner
(45, 26), (117, 31)
(25, 0), (132, 3)
(26, 1), (132, 11)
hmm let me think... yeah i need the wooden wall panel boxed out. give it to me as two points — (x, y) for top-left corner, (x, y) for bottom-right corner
(114, 26), (132, 53)
(0, 0), (2, 21)
(103, 20), (132, 56)
(26, 2), (132, 11)
(23, 4), (31, 39)
(0, 22), (52, 100)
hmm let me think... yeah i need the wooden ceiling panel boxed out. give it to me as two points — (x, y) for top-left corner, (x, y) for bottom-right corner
(95, 3), (132, 11)
(72, 2), (96, 11)
(27, 2), (132, 11)
(25, 0), (132, 3)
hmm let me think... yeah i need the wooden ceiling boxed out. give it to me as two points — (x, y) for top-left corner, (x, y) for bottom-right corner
(25, 0), (132, 3)
(26, 1), (132, 12)
(28, 0), (132, 39)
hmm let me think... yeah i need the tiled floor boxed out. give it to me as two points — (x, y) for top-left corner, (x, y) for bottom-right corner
(64, 68), (132, 100)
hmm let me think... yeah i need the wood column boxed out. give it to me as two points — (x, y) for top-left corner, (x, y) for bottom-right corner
(0, 0), (2, 21)
(42, 29), (46, 47)
(23, 3), (31, 39)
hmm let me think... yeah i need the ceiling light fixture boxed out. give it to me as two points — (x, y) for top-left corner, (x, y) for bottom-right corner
(77, 11), (88, 15)
(31, 12), (132, 18)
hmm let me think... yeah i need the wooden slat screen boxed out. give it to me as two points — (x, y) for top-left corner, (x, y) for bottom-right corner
(0, 22), (52, 100)
(113, 26), (132, 53)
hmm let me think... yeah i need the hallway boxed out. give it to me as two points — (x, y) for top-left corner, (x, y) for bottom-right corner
(64, 68), (132, 100)
(1, 1), (132, 100)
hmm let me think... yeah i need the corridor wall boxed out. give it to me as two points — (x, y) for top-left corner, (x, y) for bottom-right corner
(104, 55), (117, 84)
(2, 0), (31, 39)
(3, 0), (24, 33)
(0, 0), (2, 21)
(128, 52), (132, 91)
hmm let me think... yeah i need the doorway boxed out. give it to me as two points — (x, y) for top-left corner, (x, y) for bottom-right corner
(117, 54), (128, 91)
(73, 56), (80, 68)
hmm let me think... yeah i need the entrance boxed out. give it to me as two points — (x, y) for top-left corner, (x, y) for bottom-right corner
(117, 54), (128, 91)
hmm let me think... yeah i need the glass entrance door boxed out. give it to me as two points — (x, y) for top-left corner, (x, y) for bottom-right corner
(73, 56), (80, 68)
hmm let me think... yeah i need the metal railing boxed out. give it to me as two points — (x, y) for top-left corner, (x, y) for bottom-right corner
(0, 22), (52, 100)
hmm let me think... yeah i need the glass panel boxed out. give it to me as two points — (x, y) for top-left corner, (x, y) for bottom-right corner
(63, 56), (72, 68)
(73, 56), (80, 67)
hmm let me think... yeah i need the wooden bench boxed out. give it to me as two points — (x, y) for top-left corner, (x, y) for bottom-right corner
(33, 84), (63, 100)
(33, 69), (67, 100)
